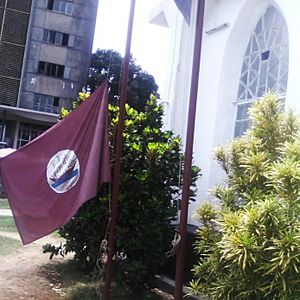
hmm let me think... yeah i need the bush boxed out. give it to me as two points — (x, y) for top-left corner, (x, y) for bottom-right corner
(50, 93), (200, 294)
(87, 49), (159, 111)
(190, 93), (300, 300)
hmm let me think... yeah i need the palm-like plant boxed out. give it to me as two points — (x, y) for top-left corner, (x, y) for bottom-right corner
(190, 93), (300, 300)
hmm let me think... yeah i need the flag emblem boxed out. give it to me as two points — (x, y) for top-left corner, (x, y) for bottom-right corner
(46, 149), (80, 194)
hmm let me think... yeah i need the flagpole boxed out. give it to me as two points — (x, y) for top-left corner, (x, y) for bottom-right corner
(174, 1), (205, 299)
(103, 1), (136, 299)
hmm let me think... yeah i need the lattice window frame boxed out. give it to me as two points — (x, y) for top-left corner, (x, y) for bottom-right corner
(235, 6), (289, 137)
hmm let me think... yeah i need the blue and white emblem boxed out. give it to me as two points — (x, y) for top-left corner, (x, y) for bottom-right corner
(47, 149), (80, 193)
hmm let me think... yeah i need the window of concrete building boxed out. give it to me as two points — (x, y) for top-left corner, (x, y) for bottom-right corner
(0, 121), (14, 148)
(235, 6), (289, 137)
(17, 123), (48, 148)
(43, 29), (55, 43)
(63, 66), (70, 79)
(0, 124), (6, 145)
(68, 34), (75, 47)
(47, 0), (73, 16)
(43, 29), (69, 46)
(33, 94), (60, 114)
(53, 97), (60, 107)
(61, 32), (69, 45)
(38, 61), (65, 78)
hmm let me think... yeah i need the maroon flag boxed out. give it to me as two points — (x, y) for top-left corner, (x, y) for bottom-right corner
(0, 82), (110, 244)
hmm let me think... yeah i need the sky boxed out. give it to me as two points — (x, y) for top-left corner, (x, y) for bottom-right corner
(92, 0), (170, 97)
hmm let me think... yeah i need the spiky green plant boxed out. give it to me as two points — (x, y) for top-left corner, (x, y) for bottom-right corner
(190, 93), (300, 300)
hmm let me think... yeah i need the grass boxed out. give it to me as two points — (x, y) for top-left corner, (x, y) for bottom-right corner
(0, 206), (20, 255)
(0, 216), (17, 232)
(0, 235), (21, 255)
(42, 260), (161, 300)
(50, 231), (61, 238)
(0, 198), (9, 209)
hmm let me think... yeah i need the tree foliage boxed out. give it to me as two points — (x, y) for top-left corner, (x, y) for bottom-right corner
(50, 92), (200, 294)
(87, 49), (159, 111)
(190, 93), (300, 300)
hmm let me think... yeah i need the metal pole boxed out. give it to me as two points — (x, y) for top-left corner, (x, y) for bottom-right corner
(174, 1), (205, 299)
(103, 1), (136, 299)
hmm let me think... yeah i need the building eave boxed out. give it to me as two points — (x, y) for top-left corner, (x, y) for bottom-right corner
(149, 0), (192, 27)
(149, 0), (170, 27)
(0, 105), (58, 125)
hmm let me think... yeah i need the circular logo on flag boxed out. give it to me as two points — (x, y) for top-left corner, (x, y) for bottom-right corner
(46, 149), (80, 193)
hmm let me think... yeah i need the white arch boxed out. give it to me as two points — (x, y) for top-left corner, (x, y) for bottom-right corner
(212, 0), (288, 144)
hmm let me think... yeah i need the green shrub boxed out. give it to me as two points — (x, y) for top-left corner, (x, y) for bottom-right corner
(190, 93), (300, 300)
(49, 93), (200, 294)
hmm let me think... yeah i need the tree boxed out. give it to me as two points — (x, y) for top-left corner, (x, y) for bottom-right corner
(87, 49), (159, 111)
(47, 92), (200, 295)
(190, 93), (300, 300)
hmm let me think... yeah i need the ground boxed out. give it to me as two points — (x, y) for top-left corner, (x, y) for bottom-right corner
(0, 229), (67, 300)
(0, 200), (175, 300)
(0, 231), (174, 300)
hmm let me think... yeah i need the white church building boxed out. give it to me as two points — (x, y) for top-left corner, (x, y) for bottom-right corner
(150, 0), (299, 226)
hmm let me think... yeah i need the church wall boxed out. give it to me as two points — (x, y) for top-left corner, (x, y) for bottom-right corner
(154, 0), (298, 225)
(277, 0), (300, 112)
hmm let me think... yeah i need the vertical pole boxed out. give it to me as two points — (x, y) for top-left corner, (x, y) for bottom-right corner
(174, 1), (205, 299)
(103, 1), (136, 300)
(0, 0), (8, 41)
(2, 110), (6, 143)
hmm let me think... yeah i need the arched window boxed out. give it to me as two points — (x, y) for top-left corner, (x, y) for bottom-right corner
(235, 6), (289, 136)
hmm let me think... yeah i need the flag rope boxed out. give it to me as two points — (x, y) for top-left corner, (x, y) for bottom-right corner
(166, 230), (181, 258)
(177, 153), (183, 211)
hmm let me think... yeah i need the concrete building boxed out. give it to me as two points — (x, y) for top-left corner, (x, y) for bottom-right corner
(150, 0), (299, 226)
(0, 0), (98, 148)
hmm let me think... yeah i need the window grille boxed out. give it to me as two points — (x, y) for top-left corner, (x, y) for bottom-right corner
(38, 61), (65, 78)
(17, 123), (48, 148)
(235, 6), (289, 137)
(33, 94), (60, 114)
(43, 29), (69, 47)
(47, 0), (73, 16)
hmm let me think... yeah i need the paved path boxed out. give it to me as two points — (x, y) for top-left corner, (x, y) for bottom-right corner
(0, 209), (12, 217)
